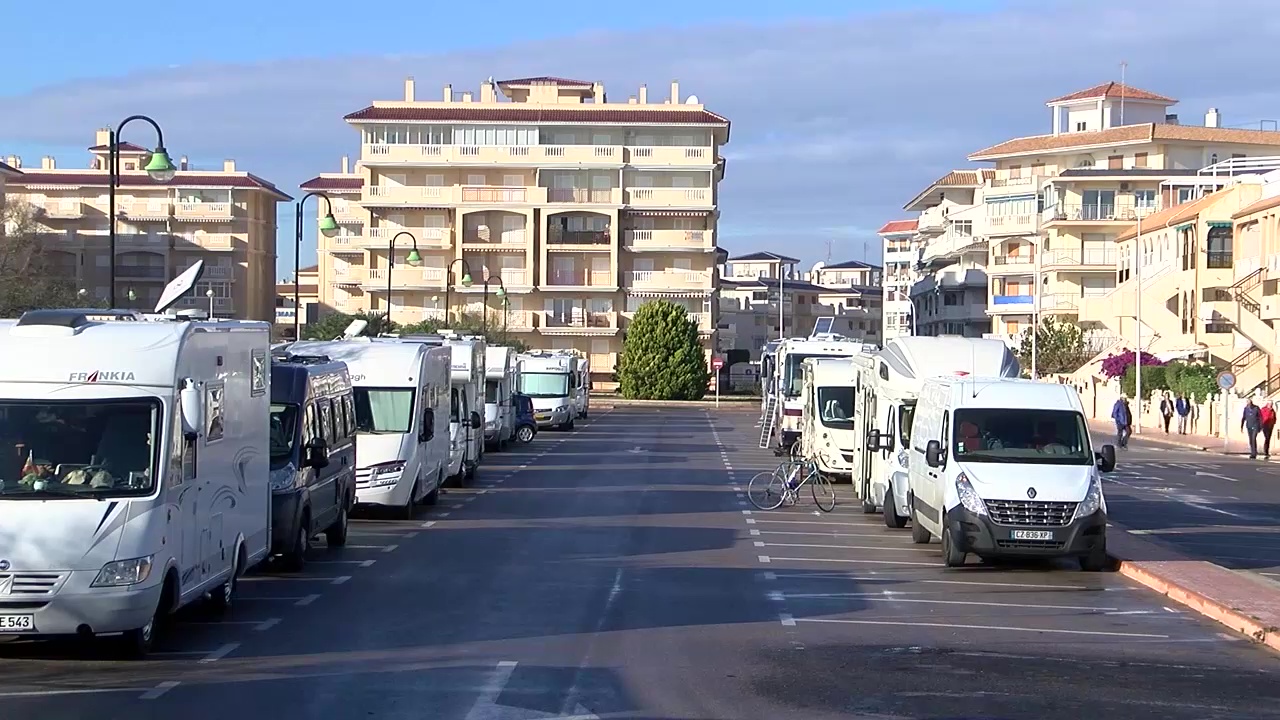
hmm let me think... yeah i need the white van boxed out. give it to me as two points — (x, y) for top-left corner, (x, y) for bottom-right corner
(483, 346), (517, 450)
(766, 336), (867, 453)
(799, 357), (857, 482)
(907, 377), (1116, 570)
(0, 308), (272, 655)
(445, 338), (487, 485)
(288, 339), (450, 517)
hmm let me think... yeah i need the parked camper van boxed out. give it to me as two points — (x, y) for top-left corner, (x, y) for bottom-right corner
(483, 346), (517, 450)
(287, 339), (450, 517)
(445, 337), (487, 484)
(852, 337), (1020, 525)
(0, 308), (272, 655)
(516, 351), (579, 430)
(799, 357), (857, 482)
(906, 377), (1115, 570)
(764, 336), (867, 453)
(268, 353), (357, 569)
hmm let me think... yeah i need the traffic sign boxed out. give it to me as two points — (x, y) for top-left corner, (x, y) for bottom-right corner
(711, 356), (725, 371)
(1216, 371), (1236, 391)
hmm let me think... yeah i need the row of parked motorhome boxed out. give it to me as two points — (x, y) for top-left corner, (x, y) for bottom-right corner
(761, 326), (1117, 571)
(0, 280), (592, 656)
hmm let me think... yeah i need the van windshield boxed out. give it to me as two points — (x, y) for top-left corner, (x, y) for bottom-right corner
(899, 402), (915, 447)
(952, 408), (1092, 465)
(0, 399), (160, 499)
(817, 387), (854, 427)
(519, 372), (569, 398)
(782, 354), (819, 397)
(485, 380), (500, 404)
(269, 403), (299, 469)
(353, 388), (415, 434)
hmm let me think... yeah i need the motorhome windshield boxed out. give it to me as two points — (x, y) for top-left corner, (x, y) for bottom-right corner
(817, 387), (854, 428)
(518, 372), (569, 398)
(899, 402), (916, 448)
(485, 379), (500, 404)
(0, 399), (160, 499)
(952, 408), (1092, 466)
(269, 403), (299, 470)
(783, 354), (820, 397)
(353, 388), (415, 434)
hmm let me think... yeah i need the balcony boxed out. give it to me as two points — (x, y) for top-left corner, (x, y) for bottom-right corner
(882, 248), (917, 265)
(115, 233), (168, 248)
(461, 228), (528, 250)
(118, 200), (170, 220)
(41, 199), (85, 218)
(501, 310), (538, 331)
(365, 267), (446, 288)
(117, 265), (167, 281)
(187, 233), (235, 250)
(546, 188), (621, 204)
(203, 265), (235, 280)
(625, 188), (713, 209)
(1040, 293), (1080, 313)
(985, 213), (1038, 235)
(330, 267), (367, 285)
(588, 352), (618, 373)
(541, 311), (618, 334)
(369, 226), (453, 249)
(916, 205), (947, 234)
(990, 255), (1036, 270)
(548, 229), (612, 249)
(363, 185), (455, 206)
(174, 201), (232, 220)
(623, 229), (713, 251)
(1043, 203), (1155, 224)
(991, 294), (1035, 308)
(626, 146), (714, 166)
(461, 185), (547, 205)
(686, 312), (714, 334)
(1040, 248), (1117, 270)
(361, 144), (622, 165)
(546, 269), (616, 289)
(625, 269), (712, 290)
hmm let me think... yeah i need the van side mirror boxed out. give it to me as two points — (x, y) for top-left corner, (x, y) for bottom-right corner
(304, 438), (330, 469)
(469, 411), (483, 430)
(179, 379), (203, 442)
(420, 409), (435, 442)
(866, 429), (882, 452)
(925, 439), (944, 468)
(1096, 444), (1116, 473)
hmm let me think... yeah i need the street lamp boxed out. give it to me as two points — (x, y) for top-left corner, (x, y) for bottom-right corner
(482, 277), (506, 334)
(387, 231), (421, 329)
(501, 296), (510, 344)
(205, 288), (216, 317)
(108, 115), (176, 308)
(294, 192), (338, 339)
(443, 258), (474, 324)
(77, 288), (88, 306)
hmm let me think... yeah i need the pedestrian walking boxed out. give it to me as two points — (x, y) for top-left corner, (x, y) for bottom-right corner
(1175, 393), (1191, 435)
(1159, 392), (1174, 434)
(1111, 396), (1132, 449)
(1241, 398), (1262, 460)
(1260, 401), (1277, 458)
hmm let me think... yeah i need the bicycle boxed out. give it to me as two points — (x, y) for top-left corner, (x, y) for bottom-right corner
(747, 457), (836, 512)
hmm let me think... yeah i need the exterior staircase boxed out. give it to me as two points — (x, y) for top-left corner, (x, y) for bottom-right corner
(1205, 268), (1280, 396)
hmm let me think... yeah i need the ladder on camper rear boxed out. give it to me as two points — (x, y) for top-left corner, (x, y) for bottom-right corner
(758, 395), (778, 449)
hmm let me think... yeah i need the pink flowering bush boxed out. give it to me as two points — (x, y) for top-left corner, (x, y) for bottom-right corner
(1100, 350), (1164, 379)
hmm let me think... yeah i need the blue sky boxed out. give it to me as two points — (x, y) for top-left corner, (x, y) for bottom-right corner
(4, 0), (1278, 277)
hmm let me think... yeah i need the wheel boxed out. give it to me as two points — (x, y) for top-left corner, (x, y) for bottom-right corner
(883, 485), (908, 529)
(517, 426), (535, 443)
(910, 504), (932, 544)
(811, 472), (837, 512)
(281, 513), (310, 571)
(119, 575), (173, 659)
(404, 480), (420, 519)
(423, 472), (442, 506)
(207, 546), (242, 614)
(325, 503), (349, 547)
(941, 514), (966, 568)
(748, 471), (788, 510)
(463, 460), (476, 485)
(1079, 542), (1110, 572)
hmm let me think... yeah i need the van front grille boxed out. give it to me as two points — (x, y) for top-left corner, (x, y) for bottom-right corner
(985, 499), (1076, 527)
(0, 572), (65, 598)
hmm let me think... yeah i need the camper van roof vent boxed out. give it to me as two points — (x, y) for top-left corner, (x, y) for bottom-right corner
(273, 352), (333, 366)
(398, 334), (446, 344)
(16, 309), (140, 328)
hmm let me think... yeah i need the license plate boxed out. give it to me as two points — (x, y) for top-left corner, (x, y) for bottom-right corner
(1011, 530), (1054, 541)
(0, 615), (34, 632)
(535, 413), (550, 420)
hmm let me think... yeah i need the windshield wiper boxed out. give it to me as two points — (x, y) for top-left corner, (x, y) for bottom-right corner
(956, 453), (1022, 463)
(2, 486), (96, 499)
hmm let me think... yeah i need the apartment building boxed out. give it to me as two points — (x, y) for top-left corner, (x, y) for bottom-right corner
(1234, 182), (1280, 398)
(275, 265), (321, 331)
(0, 160), (18, 209)
(302, 76), (729, 382)
(967, 81), (1280, 347)
(4, 130), (289, 319)
(878, 219), (918, 340)
(811, 259), (882, 288)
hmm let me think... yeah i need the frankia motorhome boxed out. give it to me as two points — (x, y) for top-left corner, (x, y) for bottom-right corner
(516, 351), (579, 430)
(286, 339), (451, 517)
(444, 336), (486, 484)
(907, 377), (1115, 570)
(0, 301), (271, 655)
(798, 357), (858, 482)
(483, 346), (517, 450)
(851, 337), (1020, 524)
(765, 335), (867, 453)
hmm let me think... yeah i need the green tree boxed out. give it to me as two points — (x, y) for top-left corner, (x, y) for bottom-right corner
(1016, 316), (1090, 375)
(398, 311), (529, 351)
(300, 311), (398, 340)
(615, 300), (709, 400)
(1165, 361), (1218, 402)
(0, 198), (80, 316)
(1120, 364), (1168, 398)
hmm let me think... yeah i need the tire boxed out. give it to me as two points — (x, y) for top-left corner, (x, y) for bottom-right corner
(1080, 542), (1110, 572)
(119, 575), (173, 659)
(281, 513), (310, 571)
(941, 514), (966, 568)
(404, 480), (419, 519)
(748, 470), (789, 510)
(463, 460), (476, 485)
(207, 546), (242, 614)
(325, 503), (349, 547)
(423, 472), (442, 506)
(811, 472), (837, 512)
(883, 485), (908, 529)
(517, 426), (535, 443)
(910, 505), (932, 544)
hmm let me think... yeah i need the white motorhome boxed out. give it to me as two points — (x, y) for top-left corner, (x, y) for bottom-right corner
(907, 377), (1115, 570)
(0, 308), (272, 655)
(287, 339), (450, 517)
(852, 337), (1020, 525)
(764, 336), (867, 453)
(798, 357), (858, 482)
(516, 351), (579, 430)
(445, 337), (486, 484)
(484, 346), (517, 450)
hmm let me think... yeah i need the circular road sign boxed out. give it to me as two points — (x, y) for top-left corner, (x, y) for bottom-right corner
(711, 356), (725, 370)
(1217, 371), (1236, 391)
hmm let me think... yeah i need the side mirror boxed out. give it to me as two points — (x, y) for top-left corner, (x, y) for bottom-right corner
(420, 409), (435, 442)
(305, 438), (330, 469)
(179, 379), (203, 442)
(866, 429), (883, 452)
(469, 411), (483, 430)
(925, 439), (944, 468)
(1096, 444), (1116, 473)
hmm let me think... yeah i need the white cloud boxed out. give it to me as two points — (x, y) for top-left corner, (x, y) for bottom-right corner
(3, 0), (1280, 267)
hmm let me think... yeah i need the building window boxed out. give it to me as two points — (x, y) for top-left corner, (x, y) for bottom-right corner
(1075, 121), (1087, 132)
(1108, 155), (1123, 170)
(1205, 227), (1233, 269)
(1134, 152), (1148, 168)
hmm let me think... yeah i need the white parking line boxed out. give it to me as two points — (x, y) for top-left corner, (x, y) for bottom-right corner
(757, 541), (933, 553)
(198, 643), (240, 663)
(331, 575), (352, 585)
(0, 687), (149, 699)
(382, 544), (400, 553)
(255, 618), (282, 631)
(766, 556), (937, 567)
(420, 521), (437, 528)
(140, 681), (182, 700)
(294, 594), (322, 606)
(767, 572), (1096, 591)
(780, 591), (1119, 612)
(795, 617), (1169, 639)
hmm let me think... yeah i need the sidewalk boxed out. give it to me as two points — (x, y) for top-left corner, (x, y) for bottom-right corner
(1087, 418), (1278, 459)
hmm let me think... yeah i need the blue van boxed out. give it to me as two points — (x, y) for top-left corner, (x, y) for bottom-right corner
(270, 353), (358, 570)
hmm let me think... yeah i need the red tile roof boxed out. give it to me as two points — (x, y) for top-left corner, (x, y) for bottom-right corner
(88, 142), (149, 153)
(343, 105), (728, 126)
(1114, 193), (1222, 242)
(878, 219), (918, 234)
(497, 76), (593, 87)
(299, 176), (363, 192)
(9, 171), (292, 201)
(969, 122), (1280, 160)
(1047, 82), (1175, 104)
(1232, 193), (1280, 219)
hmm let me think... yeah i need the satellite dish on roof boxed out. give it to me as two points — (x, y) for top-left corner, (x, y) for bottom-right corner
(685, 95), (699, 104)
(154, 260), (205, 314)
(341, 319), (368, 339)
(812, 261), (826, 274)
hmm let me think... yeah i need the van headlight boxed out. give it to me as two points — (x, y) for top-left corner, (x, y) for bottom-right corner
(367, 461), (405, 488)
(269, 464), (297, 492)
(955, 473), (988, 516)
(92, 556), (154, 588)
(896, 449), (909, 469)
(1074, 476), (1103, 520)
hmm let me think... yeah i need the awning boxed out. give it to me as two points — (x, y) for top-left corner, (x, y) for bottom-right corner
(1175, 222), (1195, 231)
(627, 210), (711, 217)
(1206, 220), (1232, 228)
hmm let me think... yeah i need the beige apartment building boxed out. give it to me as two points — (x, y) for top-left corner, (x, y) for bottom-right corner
(968, 81), (1280, 347)
(301, 75), (729, 381)
(3, 130), (288, 319)
(275, 264), (321, 332)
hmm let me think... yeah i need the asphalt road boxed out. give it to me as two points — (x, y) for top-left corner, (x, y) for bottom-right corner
(0, 406), (1277, 720)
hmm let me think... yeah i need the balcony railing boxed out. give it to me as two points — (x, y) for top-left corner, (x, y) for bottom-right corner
(991, 255), (1035, 267)
(1043, 204), (1155, 223)
(988, 175), (1039, 188)
(41, 200), (85, 218)
(588, 352), (617, 373)
(461, 185), (544, 204)
(626, 146), (713, 165)
(117, 265), (167, 280)
(548, 230), (611, 247)
(368, 227), (452, 247)
(625, 187), (712, 208)
(203, 265), (234, 280)
(366, 267), (446, 286)
(1040, 293), (1080, 311)
(118, 200), (170, 218)
(547, 269), (616, 287)
(174, 201), (232, 219)
(986, 214), (1037, 233)
(547, 188), (619, 204)
(623, 229), (712, 250)
(361, 144), (623, 165)
(625, 269), (712, 290)
(364, 185), (453, 205)
(1206, 251), (1234, 270)
(501, 310), (538, 331)
(543, 311), (616, 329)
(991, 294), (1035, 306)
(1041, 249), (1117, 267)
(462, 228), (527, 247)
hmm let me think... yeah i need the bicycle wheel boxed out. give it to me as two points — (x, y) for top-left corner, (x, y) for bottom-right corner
(811, 469), (837, 512)
(748, 471), (788, 510)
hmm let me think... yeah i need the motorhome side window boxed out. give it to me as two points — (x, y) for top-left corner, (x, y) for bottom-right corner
(951, 408), (1092, 465)
(898, 404), (915, 448)
(319, 399), (334, 445)
(450, 389), (460, 423)
(304, 404), (319, 446)
(205, 382), (226, 443)
(341, 394), (356, 439)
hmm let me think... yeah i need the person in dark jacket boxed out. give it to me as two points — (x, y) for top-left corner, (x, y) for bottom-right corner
(1241, 398), (1262, 459)
(1159, 392), (1174, 434)
(1111, 396), (1132, 449)
(1175, 394), (1191, 434)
